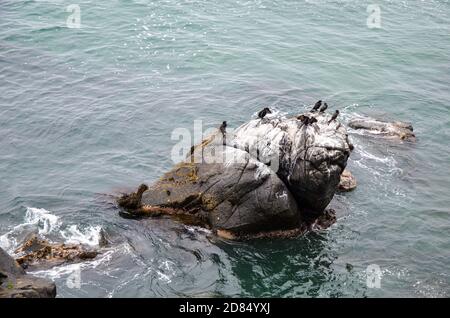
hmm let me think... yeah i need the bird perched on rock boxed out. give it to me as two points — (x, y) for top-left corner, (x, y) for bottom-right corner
(297, 115), (317, 126)
(319, 102), (328, 113)
(311, 100), (322, 112)
(118, 184), (148, 210)
(297, 114), (309, 124)
(219, 121), (227, 145)
(258, 107), (272, 119)
(328, 110), (339, 124)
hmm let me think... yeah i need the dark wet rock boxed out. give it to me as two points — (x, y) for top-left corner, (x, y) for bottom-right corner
(117, 184), (148, 210)
(338, 170), (357, 192)
(98, 228), (110, 248)
(14, 234), (99, 269)
(139, 143), (301, 234)
(349, 117), (416, 141)
(0, 247), (56, 298)
(118, 111), (352, 239)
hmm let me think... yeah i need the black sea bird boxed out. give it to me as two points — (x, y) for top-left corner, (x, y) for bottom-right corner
(118, 184), (148, 210)
(319, 102), (328, 113)
(328, 110), (340, 124)
(258, 107), (272, 119)
(312, 100), (322, 112)
(219, 121), (227, 145)
(297, 115), (309, 125)
(309, 117), (318, 124)
(219, 121), (227, 134)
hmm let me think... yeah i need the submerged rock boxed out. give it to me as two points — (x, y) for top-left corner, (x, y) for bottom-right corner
(118, 111), (353, 239)
(0, 247), (56, 298)
(349, 117), (415, 141)
(14, 234), (99, 270)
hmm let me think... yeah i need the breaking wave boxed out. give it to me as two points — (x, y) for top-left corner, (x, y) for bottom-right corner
(0, 207), (102, 252)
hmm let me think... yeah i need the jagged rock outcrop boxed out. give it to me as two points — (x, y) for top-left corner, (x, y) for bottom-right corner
(337, 170), (357, 192)
(118, 111), (353, 238)
(0, 247), (56, 298)
(14, 234), (99, 270)
(349, 117), (415, 141)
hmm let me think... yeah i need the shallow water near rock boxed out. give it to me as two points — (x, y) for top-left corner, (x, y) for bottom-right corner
(1, 0), (449, 297)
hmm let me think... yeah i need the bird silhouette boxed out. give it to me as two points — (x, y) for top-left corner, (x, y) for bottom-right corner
(258, 107), (272, 119)
(312, 100), (322, 112)
(319, 102), (328, 113)
(219, 121), (227, 145)
(328, 110), (340, 124)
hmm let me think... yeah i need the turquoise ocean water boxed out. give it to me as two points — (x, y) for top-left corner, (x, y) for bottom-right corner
(1, 0), (449, 297)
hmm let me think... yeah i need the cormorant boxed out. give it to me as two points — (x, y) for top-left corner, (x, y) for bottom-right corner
(312, 100), (322, 112)
(219, 121), (227, 145)
(297, 114), (309, 124)
(319, 102), (328, 113)
(309, 117), (318, 124)
(258, 107), (272, 119)
(328, 110), (340, 124)
(297, 115), (317, 126)
(118, 184), (148, 210)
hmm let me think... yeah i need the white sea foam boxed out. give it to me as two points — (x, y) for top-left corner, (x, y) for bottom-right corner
(0, 207), (60, 252)
(357, 148), (392, 164)
(60, 224), (102, 247)
(185, 225), (212, 235)
(0, 233), (13, 251)
(25, 207), (61, 235)
(156, 259), (176, 283)
(0, 207), (103, 253)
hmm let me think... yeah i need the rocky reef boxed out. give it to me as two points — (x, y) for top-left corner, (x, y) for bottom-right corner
(14, 234), (100, 270)
(349, 117), (415, 141)
(119, 110), (353, 239)
(0, 247), (56, 298)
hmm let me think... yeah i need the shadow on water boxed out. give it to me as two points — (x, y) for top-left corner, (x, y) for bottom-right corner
(211, 231), (367, 298)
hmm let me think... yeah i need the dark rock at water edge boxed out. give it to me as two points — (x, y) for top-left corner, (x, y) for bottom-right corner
(118, 111), (353, 239)
(0, 247), (56, 298)
(14, 234), (99, 270)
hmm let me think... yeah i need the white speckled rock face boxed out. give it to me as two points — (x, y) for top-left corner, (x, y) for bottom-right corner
(231, 112), (352, 214)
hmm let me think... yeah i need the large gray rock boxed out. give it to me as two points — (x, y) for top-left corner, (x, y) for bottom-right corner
(0, 247), (56, 298)
(231, 112), (352, 214)
(140, 136), (301, 234)
(119, 111), (352, 237)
